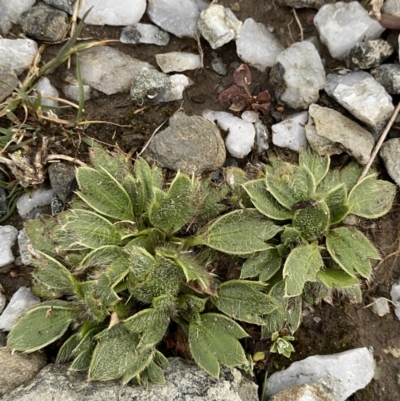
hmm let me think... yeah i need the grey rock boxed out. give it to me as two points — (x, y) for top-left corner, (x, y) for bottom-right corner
(0, 292), (5, 314)
(43, 0), (77, 15)
(144, 112), (225, 174)
(272, 112), (309, 152)
(34, 77), (59, 111)
(380, 138), (400, 186)
(48, 163), (76, 203)
(60, 71), (92, 102)
(120, 23), (170, 46)
(390, 281), (400, 319)
(275, 0), (335, 8)
(0, 287), (40, 331)
(324, 71), (394, 135)
(349, 39), (393, 70)
(131, 68), (171, 104)
(151, 74), (193, 104)
(305, 36), (322, 55)
(1, 358), (258, 401)
(19, 3), (69, 42)
(0, 66), (18, 102)
(0, 347), (47, 397)
(371, 64), (400, 94)
(383, 0), (400, 16)
(268, 383), (336, 401)
(306, 104), (374, 165)
(270, 41), (325, 110)
(0, 38), (38, 76)
(198, 5), (242, 49)
(0, 226), (18, 268)
(236, 18), (283, 71)
(266, 347), (375, 401)
(156, 52), (201, 73)
(74, 46), (152, 96)
(51, 193), (64, 216)
(314, 2), (385, 60)
(370, 297), (391, 317)
(16, 188), (54, 220)
(147, 0), (200, 38)
(211, 56), (227, 75)
(0, 0), (35, 35)
(17, 230), (32, 266)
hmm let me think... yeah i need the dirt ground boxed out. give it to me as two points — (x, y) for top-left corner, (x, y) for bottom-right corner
(1, 1), (400, 400)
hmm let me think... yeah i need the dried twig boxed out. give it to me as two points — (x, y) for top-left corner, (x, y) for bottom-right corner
(47, 154), (87, 166)
(358, 102), (400, 183)
(292, 8), (304, 41)
(136, 119), (168, 157)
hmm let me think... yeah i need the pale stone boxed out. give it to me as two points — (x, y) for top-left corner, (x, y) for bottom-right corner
(43, 0), (77, 15)
(0, 0), (35, 34)
(61, 71), (92, 102)
(270, 383), (336, 401)
(324, 71), (394, 134)
(380, 138), (400, 186)
(120, 24), (170, 46)
(147, 0), (200, 38)
(156, 52), (201, 73)
(383, 0), (400, 16)
(371, 64), (400, 94)
(0, 66), (18, 102)
(370, 297), (391, 317)
(0, 38), (38, 76)
(34, 77), (59, 111)
(197, 5), (242, 49)
(272, 112), (309, 152)
(16, 188), (54, 219)
(314, 1), (385, 60)
(78, 0), (146, 26)
(236, 18), (283, 71)
(390, 281), (400, 319)
(0, 226), (18, 268)
(152, 74), (193, 104)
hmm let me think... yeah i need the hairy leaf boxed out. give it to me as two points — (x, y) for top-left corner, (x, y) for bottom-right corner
(339, 162), (363, 193)
(326, 227), (380, 278)
(211, 280), (277, 324)
(197, 209), (281, 255)
(188, 313), (248, 378)
(266, 165), (316, 210)
(317, 168), (340, 194)
(241, 249), (282, 281)
(25, 219), (59, 257)
(283, 243), (323, 297)
(76, 167), (134, 220)
(79, 281), (110, 321)
(323, 184), (348, 224)
(317, 269), (360, 288)
(243, 179), (293, 220)
(7, 300), (79, 352)
(89, 148), (130, 183)
(149, 173), (196, 234)
(56, 332), (81, 363)
(347, 174), (396, 218)
(299, 149), (330, 185)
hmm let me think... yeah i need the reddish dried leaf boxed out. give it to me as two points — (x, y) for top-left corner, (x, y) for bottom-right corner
(218, 85), (242, 102)
(233, 64), (252, 87)
(251, 102), (271, 112)
(255, 89), (271, 104)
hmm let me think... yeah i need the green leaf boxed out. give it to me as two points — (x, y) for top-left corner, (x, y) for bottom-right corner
(188, 313), (248, 378)
(70, 326), (101, 371)
(76, 167), (134, 220)
(292, 201), (330, 242)
(25, 219), (59, 257)
(143, 360), (165, 384)
(243, 179), (293, 220)
(89, 148), (130, 182)
(283, 243), (323, 297)
(326, 227), (380, 278)
(211, 280), (277, 324)
(323, 184), (349, 224)
(317, 168), (340, 194)
(56, 332), (81, 363)
(299, 149), (330, 185)
(241, 249), (282, 281)
(7, 301), (79, 352)
(347, 174), (396, 218)
(149, 173), (196, 234)
(79, 281), (110, 321)
(317, 269), (360, 288)
(265, 165), (316, 210)
(197, 209), (282, 255)
(339, 162), (363, 193)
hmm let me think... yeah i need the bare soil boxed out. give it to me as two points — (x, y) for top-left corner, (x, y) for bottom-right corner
(1, 1), (400, 400)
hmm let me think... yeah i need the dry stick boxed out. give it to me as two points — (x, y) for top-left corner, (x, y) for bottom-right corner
(136, 119), (168, 157)
(357, 102), (400, 183)
(47, 154), (87, 166)
(292, 8), (304, 41)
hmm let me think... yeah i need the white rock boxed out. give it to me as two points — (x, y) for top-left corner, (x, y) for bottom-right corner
(147, 0), (200, 38)
(242, 111), (269, 153)
(241, 110), (259, 123)
(61, 71), (91, 102)
(203, 110), (255, 158)
(152, 74), (193, 104)
(0, 226), (18, 268)
(16, 188), (54, 220)
(324, 71), (394, 134)
(194, 0), (210, 12)
(0, 0), (35, 34)
(0, 287), (40, 332)
(270, 41), (325, 110)
(0, 38), (38, 76)
(197, 5), (242, 49)
(272, 112), (309, 152)
(266, 347), (376, 401)
(306, 104), (374, 165)
(370, 297), (391, 317)
(390, 281), (400, 320)
(0, 292), (6, 315)
(383, 0), (400, 16)
(314, 1), (385, 60)
(34, 77), (59, 111)
(120, 23), (170, 46)
(78, 0), (146, 26)
(75, 46), (153, 96)
(236, 18), (283, 71)
(156, 52), (201, 73)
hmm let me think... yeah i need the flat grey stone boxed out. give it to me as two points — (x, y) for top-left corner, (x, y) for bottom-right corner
(17, 229), (32, 266)
(306, 104), (374, 165)
(349, 39), (393, 70)
(380, 138), (400, 186)
(131, 68), (171, 104)
(270, 41), (325, 110)
(43, 0), (77, 14)
(19, 3), (69, 42)
(120, 23), (170, 46)
(265, 347), (375, 401)
(272, 112), (309, 152)
(144, 112), (225, 174)
(0, 0), (35, 35)
(0, 66), (18, 102)
(0, 38), (38, 76)
(48, 163), (76, 203)
(156, 52), (201, 73)
(371, 64), (400, 94)
(1, 358), (258, 401)
(0, 347), (47, 398)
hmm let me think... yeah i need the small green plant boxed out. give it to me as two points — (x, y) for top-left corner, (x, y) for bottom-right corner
(7, 148), (282, 383)
(270, 331), (295, 358)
